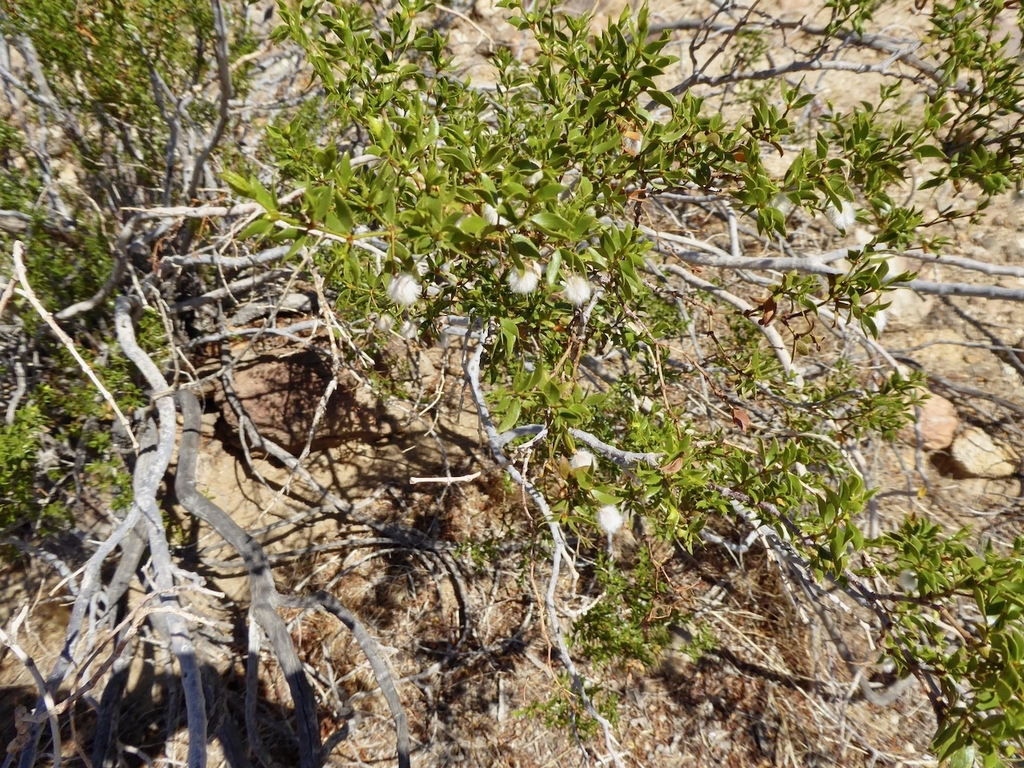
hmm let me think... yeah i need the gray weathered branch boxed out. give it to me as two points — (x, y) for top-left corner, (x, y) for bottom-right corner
(114, 297), (208, 768)
(186, 0), (233, 201)
(175, 389), (321, 768)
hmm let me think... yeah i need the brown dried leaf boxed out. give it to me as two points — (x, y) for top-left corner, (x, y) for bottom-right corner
(661, 456), (685, 474)
(732, 408), (751, 433)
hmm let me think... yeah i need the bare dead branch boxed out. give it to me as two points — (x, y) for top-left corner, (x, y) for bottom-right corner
(89, 521), (147, 768)
(299, 591), (410, 768)
(186, 0), (233, 201)
(0, 608), (62, 768)
(409, 471), (483, 484)
(162, 244), (292, 272)
(646, 229), (1024, 303)
(464, 326), (624, 767)
(661, 262), (804, 386)
(175, 389), (321, 768)
(11, 241), (137, 450)
(114, 297), (208, 768)
(169, 269), (293, 313)
(52, 222), (128, 322)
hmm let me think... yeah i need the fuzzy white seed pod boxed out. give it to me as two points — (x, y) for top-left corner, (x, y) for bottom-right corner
(563, 275), (592, 307)
(387, 272), (422, 308)
(621, 130), (643, 157)
(375, 314), (395, 334)
(569, 449), (595, 471)
(597, 505), (624, 536)
(823, 199), (857, 232)
(507, 261), (541, 295)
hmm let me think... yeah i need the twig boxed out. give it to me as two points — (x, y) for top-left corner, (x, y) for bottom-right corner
(662, 262), (804, 387)
(52, 228), (126, 323)
(0, 608), (62, 768)
(123, 201), (263, 219)
(89, 520), (147, 768)
(10, 241), (138, 451)
(186, 0), (232, 201)
(410, 471), (483, 484)
(0, 270), (18, 317)
(646, 230), (1024, 302)
(299, 591), (411, 768)
(14, 510), (145, 768)
(464, 326), (624, 767)
(436, 3), (494, 45)
(5, 340), (27, 425)
(169, 268), (293, 313)
(162, 244), (292, 272)
(568, 428), (664, 468)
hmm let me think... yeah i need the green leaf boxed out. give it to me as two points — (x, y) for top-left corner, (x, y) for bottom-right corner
(221, 171), (253, 198)
(534, 183), (566, 202)
(545, 250), (562, 284)
(333, 194), (355, 231)
(250, 177), (278, 212)
(458, 215), (490, 236)
(914, 144), (947, 160)
(497, 398), (522, 433)
(512, 235), (541, 259)
(499, 317), (519, 356)
(591, 488), (623, 506)
(949, 745), (976, 768)
(531, 211), (572, 236)
(237, 218), (273, 240)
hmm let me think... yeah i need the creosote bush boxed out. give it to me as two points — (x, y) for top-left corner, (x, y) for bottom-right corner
(251, 1), (1024, 763)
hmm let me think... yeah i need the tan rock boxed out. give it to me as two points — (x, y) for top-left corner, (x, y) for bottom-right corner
(903, 393), (958, 451)
(949, 428), (1019, 479)
(880, 287), (934, 332)
(877, 256), (934, 332)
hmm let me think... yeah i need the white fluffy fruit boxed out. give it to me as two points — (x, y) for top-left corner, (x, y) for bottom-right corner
(387, 272), (422, 307)
(563, 274), (592, 307)
(823, 199), (857, 232)
(507, 261), (541, 295)
(569, 449), (595, 470)
(597, 505), (624, 536)
(375, 314), (395, 334)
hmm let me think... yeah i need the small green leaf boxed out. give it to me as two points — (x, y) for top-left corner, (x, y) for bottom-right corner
(221, 171), (253, 197)
(591, 488), (623, 506)
(499, 317), (518, 356)
(237, 218), (273, 240)
(546, 250), (563, 284)
(531, 212), (572, 236)
(497, 398), (522, 433)
(512, 235), (541, 259)
(949, 745), (976, 768)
